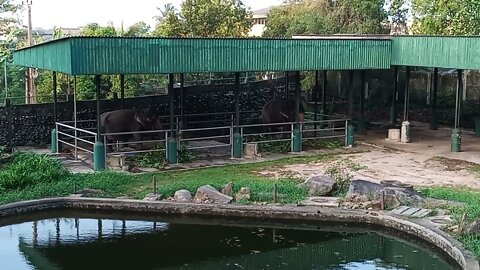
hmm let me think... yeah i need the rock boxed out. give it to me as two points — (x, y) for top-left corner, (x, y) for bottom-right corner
(194, 185), (233, 204)
(353, 195), (370, 203)
(346, 180), (383, 200)
(465, 220), (480, 235)
(221, 182), (234, 196)
(77, 188), (105, 197)
(375, 187), (423, 207)
(302, 175), (336, 196)
(364, 200), (383, 210)
(298, 197), (341, 207)
(143, 193), (164, 201)
(235, 187), (252, 202)
(174, 189), (193, 202)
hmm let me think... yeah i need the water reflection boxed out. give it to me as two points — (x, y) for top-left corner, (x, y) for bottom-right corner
(0, 217), (457, 270)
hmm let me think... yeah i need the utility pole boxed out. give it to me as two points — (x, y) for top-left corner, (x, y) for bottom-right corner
(25, 0), (36, 104)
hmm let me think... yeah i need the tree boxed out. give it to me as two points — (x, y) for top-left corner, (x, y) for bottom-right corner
(263, 0), (388, 37)
(124, 21), (151, 36)
(154, 0), (252, 37)
(387, 0), (408, 34)
(412, 0), (480, 35)
(0, 0), (22, 37)
(81, 23), (117, 36)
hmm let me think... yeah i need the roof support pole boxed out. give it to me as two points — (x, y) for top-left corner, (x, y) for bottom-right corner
(452, 69), (463, 152)
(390, 66), (399, 125)
(167, 73), (178, 164)
(51, 71), (58, 154)
(401, 66), (411, 143)
(322, 70), (327, 114)
(285, 71), (289, 99)
(430, 68), (438, 130)
(357, 70), (366, 135)
(93, 75), (106, 170)
(120, 74), (125, 109)
(73, 76), (78, 160)
(403, 66), (411, 122)
(348, 70), (354, 118)
(314, 71), (319, 136)
(180, 74), (185, 129)
(292, 71), (302, 153)
(233, 72), (242, 158)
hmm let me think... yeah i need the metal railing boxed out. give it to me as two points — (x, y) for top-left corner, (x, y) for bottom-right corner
(55, 111), (350, 167)
(56, 122), (97, 159)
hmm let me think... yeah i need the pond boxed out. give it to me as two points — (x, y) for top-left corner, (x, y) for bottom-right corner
(0, 212), (460, 270)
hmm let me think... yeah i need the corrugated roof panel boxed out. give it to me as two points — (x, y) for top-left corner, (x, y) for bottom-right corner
(14, 37), (391, 75)
(13, 38), (72, 74)
(392, 36), (480, 69)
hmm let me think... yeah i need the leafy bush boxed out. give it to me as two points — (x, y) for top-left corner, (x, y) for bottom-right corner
(134, 146), (167, 169)
(0, 152), (70, 191)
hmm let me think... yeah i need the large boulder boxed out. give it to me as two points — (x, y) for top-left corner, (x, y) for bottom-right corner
(143, 193), (164, 201)
(346, 180), (383, 200)
(174, 189), (192, 203)
(346, 180), (424, 207)
(375, 187), (423, 207)
(195, 185), (233, 204)
(302, 175), (336, 196)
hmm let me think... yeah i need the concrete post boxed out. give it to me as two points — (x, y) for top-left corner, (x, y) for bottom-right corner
(93, 142), (106, 170)
(51, 128), (58, 153)
(401, 121), (410, 143)
(346, 124), (355, 147)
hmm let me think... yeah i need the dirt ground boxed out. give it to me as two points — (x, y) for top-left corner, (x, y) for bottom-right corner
(258, 149), (480, 189)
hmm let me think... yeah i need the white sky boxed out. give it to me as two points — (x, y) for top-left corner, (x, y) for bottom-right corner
(15, 0), (283, 29)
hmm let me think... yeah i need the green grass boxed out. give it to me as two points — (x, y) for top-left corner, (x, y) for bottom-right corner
(419, 187), (480, 259)
(0, 153), (334, 206)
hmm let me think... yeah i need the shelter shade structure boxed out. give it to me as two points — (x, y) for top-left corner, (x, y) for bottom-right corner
(13, 35), (480, 170)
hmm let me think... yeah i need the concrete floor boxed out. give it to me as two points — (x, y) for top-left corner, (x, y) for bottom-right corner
(359, 121), (480, 165)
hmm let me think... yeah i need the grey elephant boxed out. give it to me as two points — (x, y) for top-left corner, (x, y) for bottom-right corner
(100, 108), (163, 151)
(261, 98), (305, 135)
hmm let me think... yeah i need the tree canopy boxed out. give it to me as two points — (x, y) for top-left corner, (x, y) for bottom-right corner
(412, 0), (480, 35)
(263, 0), (389, 37)
(154, 0), (252, 37)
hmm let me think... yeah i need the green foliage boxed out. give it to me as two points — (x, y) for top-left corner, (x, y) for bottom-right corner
(134, 146), (167, 169)
(258, 140), (291, 153)
(263, 0), (388, 37)
(178, 143), (197, 163)
(325, 159), (354, 196)
(419, 187), (480, 259)
(82, 23), (117, 36)
(154, 0), (252, 37)
(386, 0), (408, 34)
(0, 0), (22, 37)
(303, 139), (344, 150)
(0, 152), (70, 191)
(124, 22), (151, 36)
(412, 0), (480, 35)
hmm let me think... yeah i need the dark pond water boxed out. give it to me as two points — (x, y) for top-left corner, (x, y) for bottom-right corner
(0, 216), (459, 270)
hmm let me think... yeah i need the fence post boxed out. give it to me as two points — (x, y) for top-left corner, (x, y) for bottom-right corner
(5, 99), (13, 151)
(94, 136), (106, 171)
(51, 125), (58, 154)
(346, 121), (355, 147)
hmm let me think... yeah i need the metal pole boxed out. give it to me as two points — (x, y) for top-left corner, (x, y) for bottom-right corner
(120, 74), (125, 109)
(180, 73), (185, 128)
(295, 71), (301, 124)
(169, 74), (175, 134)
(403, 66), (411, 121)
(348, 70), (354, 118)
(360, 70), (366, 117)
(26, 0), (35, 104)
(391, 66), (399, 125)
(52, 71), (57, 123)
(455, 69), (463, 129)
(314, 71), (319, 135)
(235, 72), (240, 130)
(285, 71), (289, 98)
(430, 68), (438, 130)
(322, 70), (327, 113)
(74, 76), (78, 160)
(95, 75), (101, 141)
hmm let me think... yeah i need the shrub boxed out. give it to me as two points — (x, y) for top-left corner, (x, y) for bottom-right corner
(0, 152), (70, 191)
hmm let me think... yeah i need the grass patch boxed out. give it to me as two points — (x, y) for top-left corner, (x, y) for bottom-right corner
(419, 187), (480, 259)
(0, 152), (334, 206)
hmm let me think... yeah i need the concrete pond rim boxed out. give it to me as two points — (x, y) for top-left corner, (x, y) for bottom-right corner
(0, 197), (478, 270)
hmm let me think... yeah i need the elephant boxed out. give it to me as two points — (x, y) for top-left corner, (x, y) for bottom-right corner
(261, 98), (305, 135)
(100, 108), (163, 152)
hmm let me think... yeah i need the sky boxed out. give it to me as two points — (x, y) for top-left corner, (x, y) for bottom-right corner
(15, 0), (283, 30)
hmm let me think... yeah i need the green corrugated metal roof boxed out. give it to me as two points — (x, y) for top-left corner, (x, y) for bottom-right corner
(15, 35), (480, 74)
(13, 36), (391, 75)
(392, 36), (480, 69)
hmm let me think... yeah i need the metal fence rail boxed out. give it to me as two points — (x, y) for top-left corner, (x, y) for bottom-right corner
(56, 122), (97, 158)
